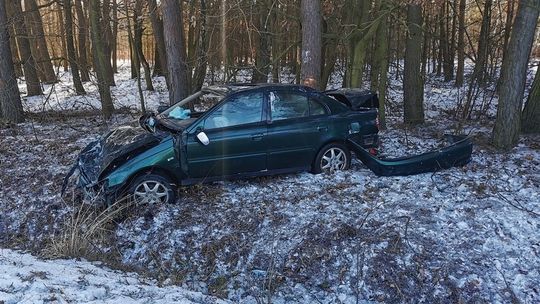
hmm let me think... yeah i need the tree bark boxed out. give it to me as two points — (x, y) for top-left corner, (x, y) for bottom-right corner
(252, 0), (271, 83)
(74, 0), (90, 82)
(403, 4), (425, 125)
(162, 0), (189, 105)
(496, 0), (516, 92)
(0, 0), (24, 123)
(192, 0), (209, 92)
(521, 65), (540, 133)
(101, 0), (115, 85)
(7, 22), (22, 78)
(371, 0), (389, 130)
(147, 0), (168, 80)
(455, 0), (466, 86)
(89, 0), (114, 119)
(63, 0), (86, 95)
(111, 0), (118, 73)
(133, 0), (153, 91)
(492, 0), (539, 149)
(348, 0), (372, 88)
(8, 0), (42, 96)
(24, 0), (57, 83)
(300, 0), (322, 89)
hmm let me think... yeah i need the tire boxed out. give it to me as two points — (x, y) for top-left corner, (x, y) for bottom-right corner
(312, 143), (351, 174)
(128, 173), (177, 205)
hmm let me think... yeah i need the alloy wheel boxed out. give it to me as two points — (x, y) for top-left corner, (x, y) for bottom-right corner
(321, 147), (347, 171)
(133, 180), (169, 205)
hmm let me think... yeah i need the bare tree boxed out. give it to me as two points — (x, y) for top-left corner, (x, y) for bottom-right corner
(300, 0), (322, 89)
(62, 0), (86, 95)
(147, 0), (168, 80)
(403, 3), (425, 125)
(455, 0), (466, 86)
(8, 0), (42, 96)
(89, 0), (114, 119)
(521, 65), (540, 133)
(0, 0), (24, 123)
(24, 0), (57, 84)
(161, 0), (189, 105)
(74, 0), (90, 82)
(492, 0), (539, 150)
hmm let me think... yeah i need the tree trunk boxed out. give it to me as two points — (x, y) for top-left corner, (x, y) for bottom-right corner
(74, 0), (90, 82)
(348, 0), (372, 87)
(496, 0), (516, 92)
(474, 0), (492, 86)
(462, 0), (493, 118)
(300, 0), (322, 89)
(371, 0), (389, 130)
(111, 0), (118, 73)
(492, 0), (539, 150)
(147, 0), (168, 80)
(192, 0), (209, 92)
(133, 0), (153, 91)
(7, 22), (22, 78)
(0, 0), (24, 123)
(57, 7), (69, 72)
(455, 0), (466, 86)
(403, 4), (425, 125)
(162, 0), (189, 105)
(24, 0), (57, 83)
(101, 0), (115, 85)
(521, 65), (540, 133)
(8, 0), (42, 96)
(252, 0), (271, 83)
(63, 0), (86, 95)
(89, 0), (114, 119)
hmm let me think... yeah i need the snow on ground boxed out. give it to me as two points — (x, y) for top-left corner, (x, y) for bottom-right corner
(0, 248), (227, 304)
(2, 63), (540, 303)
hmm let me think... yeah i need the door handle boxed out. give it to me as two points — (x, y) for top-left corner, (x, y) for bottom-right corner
(317, 126), (328, 132)
(251, 133), (264, 141)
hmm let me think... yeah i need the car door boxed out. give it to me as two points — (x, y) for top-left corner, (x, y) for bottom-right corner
(186, 91), (268, 178)
(266, 90), (331, 170)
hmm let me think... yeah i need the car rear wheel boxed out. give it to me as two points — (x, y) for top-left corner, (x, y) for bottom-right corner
(312, 143), (351, 174)
(129, 174), (177, 205)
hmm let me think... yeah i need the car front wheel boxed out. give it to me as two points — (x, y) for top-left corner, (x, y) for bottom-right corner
(128, 174), (177, 205)
(312, 143), (351, 174)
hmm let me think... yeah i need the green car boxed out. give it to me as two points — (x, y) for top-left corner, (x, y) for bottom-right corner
(65, 84), (379, 205)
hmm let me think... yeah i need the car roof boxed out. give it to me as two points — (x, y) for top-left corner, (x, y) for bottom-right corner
(201, 83), (317, 96)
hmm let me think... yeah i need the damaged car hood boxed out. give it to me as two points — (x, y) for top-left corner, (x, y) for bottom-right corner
(77, 124), (166, 187)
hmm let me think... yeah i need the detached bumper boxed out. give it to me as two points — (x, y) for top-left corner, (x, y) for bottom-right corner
(348, 134), (473, 176)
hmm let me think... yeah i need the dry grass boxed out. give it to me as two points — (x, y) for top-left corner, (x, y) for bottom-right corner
(44, 196), (134, 259)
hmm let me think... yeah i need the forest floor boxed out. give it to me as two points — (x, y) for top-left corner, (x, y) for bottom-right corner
(1, 64), (539, 303)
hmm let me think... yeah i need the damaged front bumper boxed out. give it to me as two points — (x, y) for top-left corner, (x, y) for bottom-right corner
(347, 134), (473, 176)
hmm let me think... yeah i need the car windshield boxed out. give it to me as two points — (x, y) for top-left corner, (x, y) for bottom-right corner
(158, 89), (227, 121)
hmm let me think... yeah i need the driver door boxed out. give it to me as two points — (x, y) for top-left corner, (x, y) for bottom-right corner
(186, 91), (268, 179)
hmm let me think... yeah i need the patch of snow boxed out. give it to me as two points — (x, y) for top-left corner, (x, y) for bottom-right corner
(0, 248), (227, 304)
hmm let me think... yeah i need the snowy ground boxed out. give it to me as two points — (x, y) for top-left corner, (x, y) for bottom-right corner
(0, 248), (226, 303)
(1, 63), (540, 303)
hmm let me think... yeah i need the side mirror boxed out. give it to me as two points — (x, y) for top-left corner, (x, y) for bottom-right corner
(196, 131), (210, 146)
(349, 122), (360, 134)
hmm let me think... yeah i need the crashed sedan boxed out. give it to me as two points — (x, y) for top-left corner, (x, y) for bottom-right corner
(64, 84), (380, 205)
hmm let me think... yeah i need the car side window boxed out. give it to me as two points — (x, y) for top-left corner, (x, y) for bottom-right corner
(204, 92), (263, 129)
(270, 91), (309, 121)
(310, 99), (328, 116)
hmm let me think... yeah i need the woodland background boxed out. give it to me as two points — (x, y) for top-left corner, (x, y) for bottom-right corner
(0, 0), (538, 150)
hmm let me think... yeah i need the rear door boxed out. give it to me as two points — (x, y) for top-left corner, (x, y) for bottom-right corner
(186, 91), (268, 178)
(266, 90), (331, 170)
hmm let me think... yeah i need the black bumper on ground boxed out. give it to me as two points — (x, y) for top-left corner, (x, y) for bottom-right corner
(348, 134), (473, 176)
